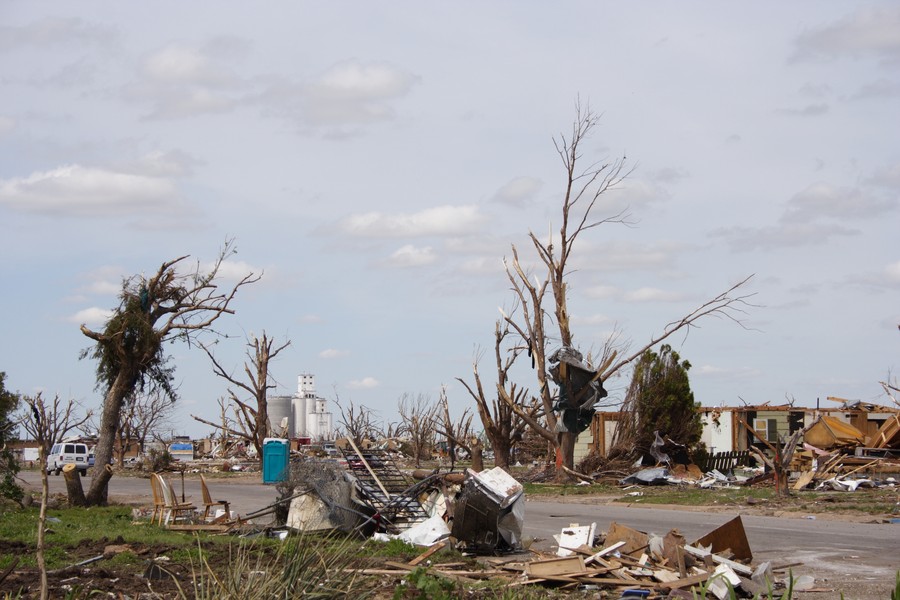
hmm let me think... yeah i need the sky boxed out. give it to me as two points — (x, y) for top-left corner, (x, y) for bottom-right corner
(1, 2), (898, 439)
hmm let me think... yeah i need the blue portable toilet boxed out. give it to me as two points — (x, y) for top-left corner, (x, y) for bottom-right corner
(262, 438), (289, 484)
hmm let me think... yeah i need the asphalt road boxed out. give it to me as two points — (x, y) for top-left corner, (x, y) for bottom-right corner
(17, 470), (899, 596)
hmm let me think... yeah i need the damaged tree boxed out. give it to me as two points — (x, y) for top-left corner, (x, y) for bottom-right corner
(397, 393), (438, 468)
(195, 331), (290, 458)
(457, 319), (541, 470)
(335, 395), (382, 448)
(80, 240), (259, 505)
(435, 386), (480, 471)
(491, 102), (755, 478)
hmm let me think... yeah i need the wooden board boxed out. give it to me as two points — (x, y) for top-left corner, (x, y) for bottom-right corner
(524, 556), (586, 578)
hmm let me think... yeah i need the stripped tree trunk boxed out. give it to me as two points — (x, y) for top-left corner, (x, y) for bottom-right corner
(62, 464), (86, 507)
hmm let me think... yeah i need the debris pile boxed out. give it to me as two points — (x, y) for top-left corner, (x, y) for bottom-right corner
(354, 515), (805, 598)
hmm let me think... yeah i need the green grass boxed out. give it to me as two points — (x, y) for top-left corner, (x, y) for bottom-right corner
(522, 482), (619, 496)
(619, 485), (899, 514)
(0, 505), (262, 570)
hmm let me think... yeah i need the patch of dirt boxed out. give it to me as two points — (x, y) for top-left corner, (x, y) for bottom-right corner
(0, 538), (191, 599)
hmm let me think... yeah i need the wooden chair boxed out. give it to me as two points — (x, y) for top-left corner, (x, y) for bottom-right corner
(200, 474), (231, 522)
(155, 473), (196, 525)
(149, 474), (166, 525)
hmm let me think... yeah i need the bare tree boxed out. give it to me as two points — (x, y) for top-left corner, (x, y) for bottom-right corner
(496, 102), (755, 477)
(18, 393), (93, 600)
(397, 392), (438, 468)
(97, 391), (177, 466)
(79, 240), (258, 504)
(435, 386), (476, 471)
(18, 393), (93, 462)
(334, 394), (381, 447)
(457, 319), (541, 470)
(197, 331), (290, 458)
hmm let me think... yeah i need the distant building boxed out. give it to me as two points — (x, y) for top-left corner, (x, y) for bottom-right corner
(293, 374), (334, 440)
(266, 374), (334, 441)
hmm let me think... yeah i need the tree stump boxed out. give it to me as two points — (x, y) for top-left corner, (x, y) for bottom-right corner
(62, 464), (87, 507)
(470, 443), (484, 473)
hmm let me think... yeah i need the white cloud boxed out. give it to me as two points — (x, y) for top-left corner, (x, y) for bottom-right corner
(126, 150), (200, 178)
(457, 256), (502, 275)
(776, 103), (829, 117)
(710, 222), (859, 251)
(75, 265), (125, 298)
(142, 44), (234, 86)
(781, 183), (896, 223)
(585, 285), (621, 300)
(571, 313), (613, 326)
(337, 205), (487, 238)
(792, 7), (900, 65)
(602, 179), (668, 212)
(385, 244), (436, 268)
(884, 261), (900, 284)
(207, 259), (262, 283)
(347, 377), (379, 389)
(623, 287), (686, 303)
(0, 164), (180, 216)
(710, 180), (897, 252)
(301, 60), (419, 125)
(83, 280), (121, 296)
(571, 240), (682, 273)
(0, 17), (115, 52)
(319, 348), (349, 359)
(0, 116), (15, 136)
(868, 163), (900, 189)
(68, 306), (113, 325)
(652, 167), (690, 184)
(125, 42), (245, 119)
(852, 78), (900, 100)
(694, 364), (762, 380)
(491, 176), (543, 207)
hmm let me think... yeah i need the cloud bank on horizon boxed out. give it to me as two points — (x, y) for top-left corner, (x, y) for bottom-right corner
(0, 3), (897, 436)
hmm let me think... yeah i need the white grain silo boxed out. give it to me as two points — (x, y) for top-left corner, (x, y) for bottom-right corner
(293, 374), (317, 438)
(267, 395), (294, 438)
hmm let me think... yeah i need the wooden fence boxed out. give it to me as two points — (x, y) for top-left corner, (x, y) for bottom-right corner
(701, 450), (751, 473)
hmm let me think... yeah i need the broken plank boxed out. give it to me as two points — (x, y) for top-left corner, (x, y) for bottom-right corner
(383, 560), (479, 584)
(792, 471), (816, 490)
(682, 545), (753, 576)
(408, 541), (446, 566)
(164, 524), (234, 532)
(658, 571), (712, 590)
(585, 540), (626, 565)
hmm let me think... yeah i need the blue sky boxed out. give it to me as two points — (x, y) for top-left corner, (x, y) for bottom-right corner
(1, 3), (897, 438)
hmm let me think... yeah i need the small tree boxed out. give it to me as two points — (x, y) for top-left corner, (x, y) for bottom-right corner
(0, 373), (21, 503)
(79, 239), (259, 505)
(612, 344), (702, 461)
(397, 393), (438, 468)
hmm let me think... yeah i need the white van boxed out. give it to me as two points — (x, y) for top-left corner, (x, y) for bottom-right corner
(46, 442), (91, 476)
